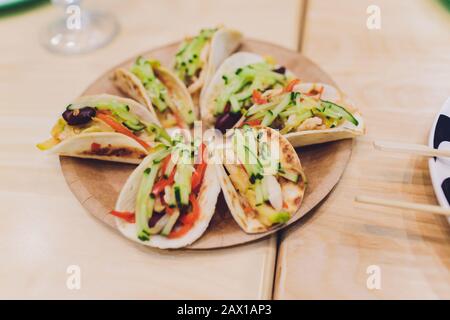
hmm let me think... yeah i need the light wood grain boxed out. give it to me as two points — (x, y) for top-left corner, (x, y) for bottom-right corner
(274, 0), (450, 299)
(355, 195), (450, 217)
(374, 140), (450, 158)
(0, 0), (303, 299)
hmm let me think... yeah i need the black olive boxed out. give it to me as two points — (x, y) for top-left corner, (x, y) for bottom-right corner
(215, 111), (242, 133)
(62, 106), (96, 126)
(273, 66), (286, 74)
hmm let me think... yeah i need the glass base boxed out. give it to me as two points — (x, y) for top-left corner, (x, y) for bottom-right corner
(40, 11), (119, 55)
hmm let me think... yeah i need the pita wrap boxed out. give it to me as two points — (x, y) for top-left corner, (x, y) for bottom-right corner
(215, 126), (306, 233)
(200, 52), (293, 131)
(174, 27), (242, 104)
(37, 94), (170, 164)
(113, 57), (196, 129)
(236, 82), (365, 147)
(114, 144), (220, 249)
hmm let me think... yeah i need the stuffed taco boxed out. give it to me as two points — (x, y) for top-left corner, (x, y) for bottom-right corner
(200, 52), (292, 132)
(236, 81), (365, 147)
(174, 27), (242, 100)
(215, 125), (306, 233)
(113, 57), (196, 129)
(37, 94), (171, 164)
(112, 139), (220, 249)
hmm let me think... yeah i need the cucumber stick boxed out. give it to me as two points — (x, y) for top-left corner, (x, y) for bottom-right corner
(229, 95), (241, 113)
(164, 155), (177, 178)
(244, 145), (263, 183)
(174, 163), (193, 206)
(261, 94), (291, 126)
(246, 99), (280, 117)
(148, 214), (170, 235)
(215, 77), (249, 114)
(145, 123), (172, 145)
(96, 103), (146, 131)
(161, 209), (180, 236)
(233, 79), (262, 102)
(233, 130), (263, 184)
(136, 163), (161, 241)
(254, 180), (264, 206)
(164, 185), (176, 208)
(258, 139), (278, 176)
(216, 61), (288, 115)
(152, 148), (171, 164)
(279, 110), (314, 134)
(131, 57), (155, 82)
(269, 211), (291, 224)
(320, 100), (358, 126)
(176, 99), (195, 126)
(131, 57), (170, 113)
(123, 121), (145, 131)
(278, 169), (299, 183)
(261, 177), (269, 201)
(279, 105), (312, 117)
(255, 178), (269, 206)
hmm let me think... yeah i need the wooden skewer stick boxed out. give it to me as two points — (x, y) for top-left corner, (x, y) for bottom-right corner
(355, 195), (450, 217)
(373, 140), (450, 158)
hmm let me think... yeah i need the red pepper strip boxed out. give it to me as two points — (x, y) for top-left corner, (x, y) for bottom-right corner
(191, 143), (207, 191)
(110, 210), (135, 223)
(159, 194), (174, 215)
(191, 163), (206, 191)
(180, 194), (200, 225)
(91, 142), (101, 152)
(243, 205), (253, 214)
(95, 111), (151, 150)
(169, 195), (200, 238)
(240, 119), (262, 127)
(168, 223), (192, 239)
(165, 205), (175, 216)
(283, 79), (301, 93)
(152, 165), (176, 195)
(252, 90), (268, 105)
(318, 85), (324, 99)
(305, 86), (324, 97)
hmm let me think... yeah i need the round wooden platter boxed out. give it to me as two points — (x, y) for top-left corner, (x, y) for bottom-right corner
(60, 39), (353, 249)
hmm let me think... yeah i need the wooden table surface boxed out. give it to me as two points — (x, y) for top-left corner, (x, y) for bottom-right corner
(0, 0), (449, 299)
(275, 0), (450, 299)
(0, 0), (301, 299)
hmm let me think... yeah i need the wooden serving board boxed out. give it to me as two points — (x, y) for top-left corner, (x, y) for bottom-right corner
(60, 39), (353, 249)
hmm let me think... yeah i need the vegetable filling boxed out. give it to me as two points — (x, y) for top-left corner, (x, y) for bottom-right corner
(224, 126), (304, 227)
(214, 61), (289, 132)
(131, 57), (195, 127)
(174, 28), (217, 90)
(112, 140), (208, 241)
(244, 80), (359, 134)
(37, 100), (171, 151)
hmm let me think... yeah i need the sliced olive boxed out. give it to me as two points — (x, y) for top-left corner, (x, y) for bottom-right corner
(273, 66), (286, 74)
(215, 111), (242, 134)
(62, 106), (96, 126)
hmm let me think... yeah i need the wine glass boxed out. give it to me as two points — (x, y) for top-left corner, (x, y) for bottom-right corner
(40, 0), (119, 55)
